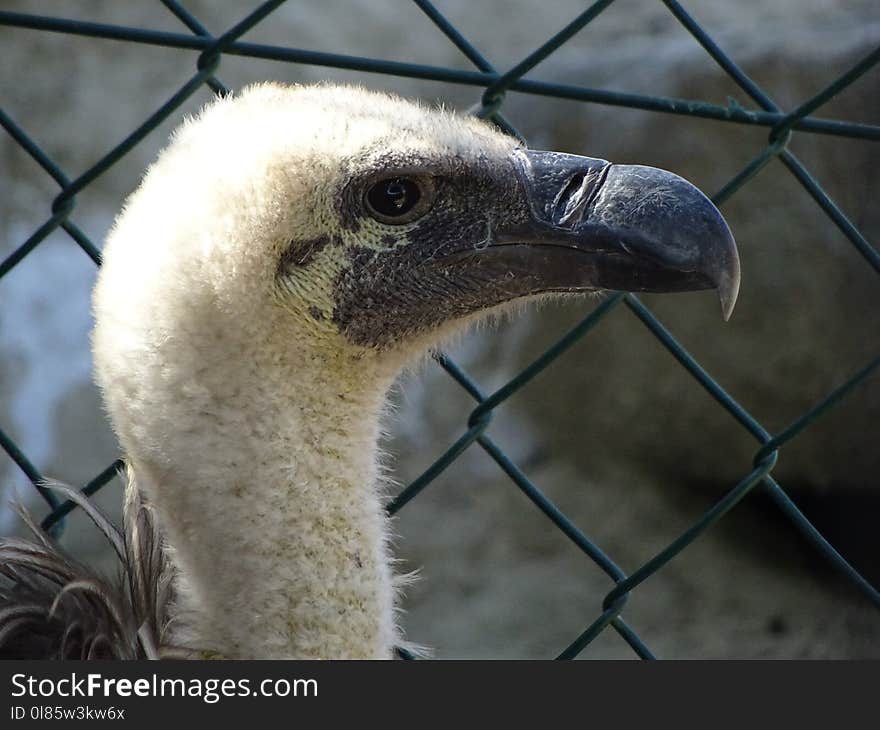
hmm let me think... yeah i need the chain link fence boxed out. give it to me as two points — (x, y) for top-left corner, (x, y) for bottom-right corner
(1, 0), (878, 659)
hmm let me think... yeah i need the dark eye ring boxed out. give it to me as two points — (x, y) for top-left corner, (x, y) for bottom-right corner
(365, 177), (428, 224)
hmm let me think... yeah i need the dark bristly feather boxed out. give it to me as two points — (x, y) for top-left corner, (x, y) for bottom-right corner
(0, 470), (184, 659)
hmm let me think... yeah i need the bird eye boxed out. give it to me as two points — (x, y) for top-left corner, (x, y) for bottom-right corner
(365, 177), (425, 224)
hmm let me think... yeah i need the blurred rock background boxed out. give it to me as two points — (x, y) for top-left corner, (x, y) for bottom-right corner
(1, 0), (877, 657)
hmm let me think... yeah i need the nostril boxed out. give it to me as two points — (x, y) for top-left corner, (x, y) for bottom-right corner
(554, 173), (586, 224)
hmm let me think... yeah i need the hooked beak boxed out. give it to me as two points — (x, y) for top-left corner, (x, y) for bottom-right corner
(468, 150), (740, 319)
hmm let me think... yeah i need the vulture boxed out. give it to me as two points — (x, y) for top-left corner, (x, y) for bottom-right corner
(0, 83), (739, 659)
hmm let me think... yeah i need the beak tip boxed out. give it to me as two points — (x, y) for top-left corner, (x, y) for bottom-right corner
(721, 289), (737, 321)
(717, 242), (741, 322)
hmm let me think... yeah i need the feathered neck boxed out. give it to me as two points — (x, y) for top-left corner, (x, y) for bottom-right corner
(128, 338), (401, 658)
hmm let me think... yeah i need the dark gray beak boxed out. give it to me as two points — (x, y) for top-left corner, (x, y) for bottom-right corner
(492, 150), (740, 319)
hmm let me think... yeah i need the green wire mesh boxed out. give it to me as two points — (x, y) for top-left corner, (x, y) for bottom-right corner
(1, 0), (878, 660)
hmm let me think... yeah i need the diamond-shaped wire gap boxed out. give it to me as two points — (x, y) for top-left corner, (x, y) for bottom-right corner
(658, 0), (880, 267)
(709, 62), (880, 270)
(623, 296), (880, 596)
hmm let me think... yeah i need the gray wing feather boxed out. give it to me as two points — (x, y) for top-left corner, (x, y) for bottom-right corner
(0, 467), (181, 659)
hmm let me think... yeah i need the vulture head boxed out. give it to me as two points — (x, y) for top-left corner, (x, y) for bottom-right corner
(96, 83), (738, 390)
(85, 82), (742, 659)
